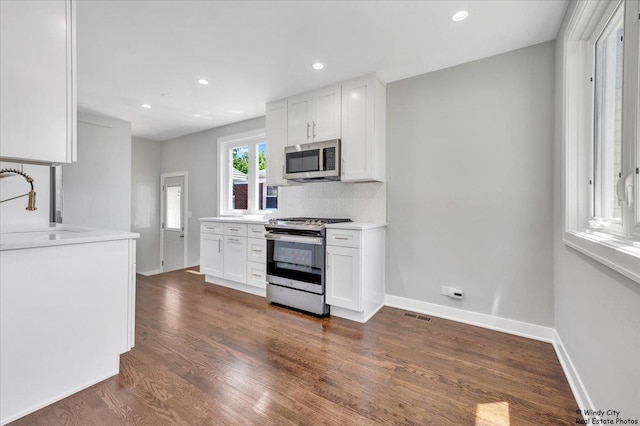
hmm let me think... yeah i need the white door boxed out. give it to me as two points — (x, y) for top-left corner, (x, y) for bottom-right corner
(265, 100), (288, 186)
(200, 233), (223, 278)
(223, 236), (247, 283)
(312, 85), (341, 142)
(162, 175), (185, 272)
(326, 245), (362, 311)
(287, 93), (312, 146)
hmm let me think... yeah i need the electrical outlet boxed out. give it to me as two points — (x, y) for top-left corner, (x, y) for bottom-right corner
(442, 285), (464, 300)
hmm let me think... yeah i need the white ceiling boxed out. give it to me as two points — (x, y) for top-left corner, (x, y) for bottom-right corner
(77, 0), (568, 141)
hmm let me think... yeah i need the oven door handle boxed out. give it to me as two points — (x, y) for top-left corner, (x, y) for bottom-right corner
(265, 233), (324, 245)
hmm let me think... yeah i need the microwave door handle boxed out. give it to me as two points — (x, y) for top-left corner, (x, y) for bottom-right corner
(319, 147), (324, 172)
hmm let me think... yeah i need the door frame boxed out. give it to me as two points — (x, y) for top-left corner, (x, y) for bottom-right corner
(160, 171), (189, 272)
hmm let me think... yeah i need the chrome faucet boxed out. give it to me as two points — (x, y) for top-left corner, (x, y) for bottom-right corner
(0, 168), (37, 211)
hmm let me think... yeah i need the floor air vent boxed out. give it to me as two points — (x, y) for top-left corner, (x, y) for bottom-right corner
(404, 312), (431, 322)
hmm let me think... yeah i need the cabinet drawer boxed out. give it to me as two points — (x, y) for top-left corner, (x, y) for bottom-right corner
(224, 223), (247, 237)
(247, 262), (267, 289)
(247, 238), (267, 263)
(247, 224), (267, 238)
(326, 229), (361, 248)
(201, 222), (223, 235)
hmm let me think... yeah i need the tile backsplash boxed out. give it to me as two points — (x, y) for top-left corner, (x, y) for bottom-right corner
(277, 181), (387, 224)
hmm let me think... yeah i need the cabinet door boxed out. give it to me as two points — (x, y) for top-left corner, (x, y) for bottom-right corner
(266, 100), (288, 186)
(326, 245), (362, 311)
(200, 234), (223, 278)
(0, 0), (76, 164)
(312, 85), (341, 142)
(287, 93), (312, 146)
(341, 78), (375, 182)
(224, 236), (247, 283)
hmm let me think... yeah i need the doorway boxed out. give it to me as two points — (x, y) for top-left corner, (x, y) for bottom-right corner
(160, 171), (188, 272)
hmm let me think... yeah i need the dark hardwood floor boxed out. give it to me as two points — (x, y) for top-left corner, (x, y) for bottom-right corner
(13, 268), (578, 425)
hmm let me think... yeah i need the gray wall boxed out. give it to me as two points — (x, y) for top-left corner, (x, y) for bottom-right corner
(132, 136), (162, 273)
(63, 112), (131, 232)
(161, 116), (265, 267)
(386, 41), (555, 326)
(553, 2), (640, 417)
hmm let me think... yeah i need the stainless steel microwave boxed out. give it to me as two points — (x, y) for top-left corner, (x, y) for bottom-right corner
(284, 139), (341, 182)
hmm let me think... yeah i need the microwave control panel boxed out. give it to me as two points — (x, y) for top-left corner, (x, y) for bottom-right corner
(324, 147), (336, 171)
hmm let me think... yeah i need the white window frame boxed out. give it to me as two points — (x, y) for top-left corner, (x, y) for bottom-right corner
(217, 128), (276, 216)
(563, 0), (640, 284)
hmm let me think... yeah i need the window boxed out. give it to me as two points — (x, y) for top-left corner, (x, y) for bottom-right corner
(563, 0), (640, 283)
(593, 5), (624, 225)
(165, 184), (182, 229)
(218, 129), (278, 215)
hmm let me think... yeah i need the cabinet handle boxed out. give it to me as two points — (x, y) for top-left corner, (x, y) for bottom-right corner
(307, 122), (310, 139)
(334, 236), (349, 240)
(282, 164), (285, 179)
(251, 229), (261, 234)
(312, 121), (316, 137)
(218, 239), (222, 253)
(229, 227), (239, 231)
(228, 238), (241, 243)
(251, 273), (262, 278)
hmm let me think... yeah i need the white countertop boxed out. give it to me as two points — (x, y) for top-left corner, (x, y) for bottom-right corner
(325, 222), (387, 230)
(199, 216), (269, 224)
(0, 223), (139, 251)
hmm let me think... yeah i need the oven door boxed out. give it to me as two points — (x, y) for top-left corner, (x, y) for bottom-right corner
(266, 233), (325, 294)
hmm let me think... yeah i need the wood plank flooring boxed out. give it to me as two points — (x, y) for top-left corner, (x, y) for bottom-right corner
(12, 268), (578, 425)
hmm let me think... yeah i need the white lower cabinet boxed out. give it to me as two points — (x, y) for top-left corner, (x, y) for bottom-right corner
(325, 225), (386, 323)
(200, 233), (223, 278)
(247, 262), (267, 289)
(200, 219), (266, 295)
(223, 236), (247, 283)
(326, 246), (362, 311)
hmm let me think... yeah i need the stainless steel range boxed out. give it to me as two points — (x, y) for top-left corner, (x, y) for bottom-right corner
(265, 217), (352, 315)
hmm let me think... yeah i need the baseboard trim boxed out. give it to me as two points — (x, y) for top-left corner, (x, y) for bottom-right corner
(383, 294), (592, 418)
(384, 294), (556, 342)
(1, 368), (119, 425)
(137, 269), (161, 276)
(552, 331), (593, 420)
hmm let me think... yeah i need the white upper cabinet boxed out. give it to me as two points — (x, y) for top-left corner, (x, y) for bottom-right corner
(0, 0), (77, 165)
(266, 100), (288, 186)
(267, 74), (385, 185)
(312, 85), (341, 142)
(287, 93), (313, 146)
(287, 85), (341, 146)
(341, 76), (386, 182)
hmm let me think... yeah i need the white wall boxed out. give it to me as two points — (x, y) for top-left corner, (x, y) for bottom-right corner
(0, 161), (50, 226)
(161, 116), (265, 267)
(386, 41), (556, 327)
(553, 2), (640, 418)
(63, 112), (131, 231)
(131, 136), (161, 273)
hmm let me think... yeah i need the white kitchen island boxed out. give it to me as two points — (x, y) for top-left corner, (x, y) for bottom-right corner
(0, 224), (139, 424)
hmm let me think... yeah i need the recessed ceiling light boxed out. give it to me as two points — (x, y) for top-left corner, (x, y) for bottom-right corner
(312, 62), (324, 70)
(140, 103), (151, 109)
(229, 110), (244, 114)
(197, 79), (209, 85)
(452, 10), (469, 22)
